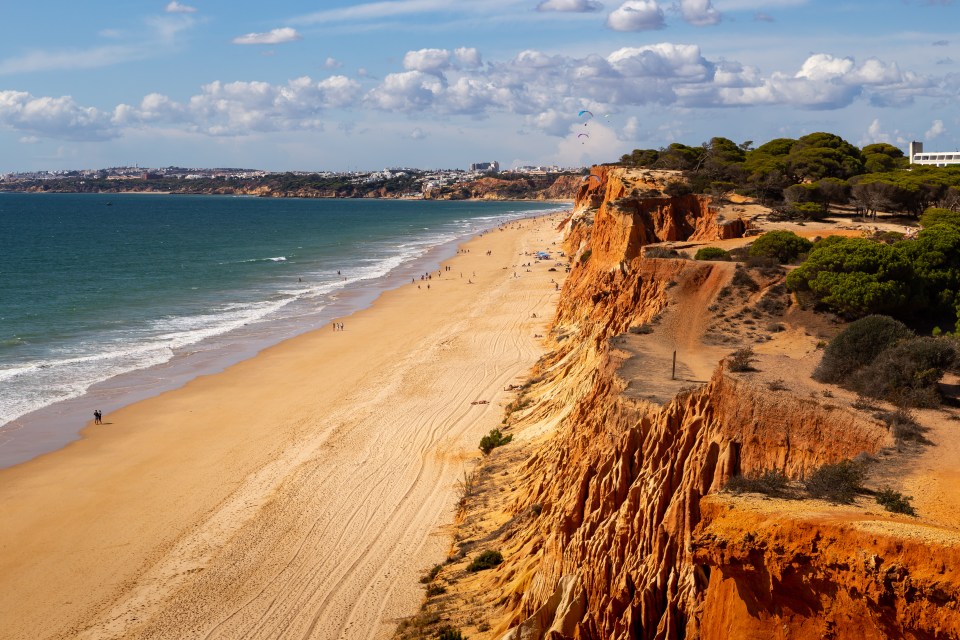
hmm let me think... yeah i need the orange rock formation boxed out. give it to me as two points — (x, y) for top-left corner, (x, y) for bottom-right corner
(467, 168), (960, 639)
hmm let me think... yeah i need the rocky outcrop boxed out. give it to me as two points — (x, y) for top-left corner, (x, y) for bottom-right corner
(454, 167), (960, 640)
(694, 498), (960, 639)
(492, 363), (888, 640)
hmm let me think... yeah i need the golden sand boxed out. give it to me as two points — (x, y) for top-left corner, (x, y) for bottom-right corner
(0, 213), (568, 640)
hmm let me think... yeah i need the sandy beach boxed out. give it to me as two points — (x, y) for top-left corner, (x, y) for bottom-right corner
(0, 212), (568, 640)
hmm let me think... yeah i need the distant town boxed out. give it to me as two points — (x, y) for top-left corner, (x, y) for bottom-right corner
(0, 162), (585, 200)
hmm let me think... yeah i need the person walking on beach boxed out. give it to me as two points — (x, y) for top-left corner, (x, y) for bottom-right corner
(93, 410), (102, 425)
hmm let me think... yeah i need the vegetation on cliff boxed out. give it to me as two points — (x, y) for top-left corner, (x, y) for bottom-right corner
(618, 132), (960, 218)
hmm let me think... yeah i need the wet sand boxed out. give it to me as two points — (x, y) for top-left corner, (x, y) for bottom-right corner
(0, 213), (568, 640)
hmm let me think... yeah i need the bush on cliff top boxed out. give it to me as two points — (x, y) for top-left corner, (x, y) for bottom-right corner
(479, 429), (512, 455)
(694, 246), (730, 261)
(804, 460), (865, 503)
(849, 336), (957, 407)
(749, 230), (813, 264)
(875, 488), (917, 516)
(725, 469), (790, 496)
(813, 315), (912, 383)
(467, 550), (503, 572)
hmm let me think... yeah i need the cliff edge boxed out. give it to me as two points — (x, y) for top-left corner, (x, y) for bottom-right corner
(397, 167), (960, 640)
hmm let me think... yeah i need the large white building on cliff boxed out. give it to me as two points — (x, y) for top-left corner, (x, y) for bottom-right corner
(909, 141), (960, 167)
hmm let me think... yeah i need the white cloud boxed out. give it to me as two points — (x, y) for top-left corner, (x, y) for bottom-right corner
(232, 28), (302, 46)
(165, 1), (197, 13)
(409, 127), (427, 139)
(403, 48), (452, 73)
(526, 110), (573, 136)
(292, 0), (525, 25)
(715, 53), (931, 110)
(536, 0), (604, 11)
(679, 0), (721, 25)
(366, 71), (445, 111)
(19, 135), (40, 144)
(926, 119), (946, 140)
(0, 90), (118, 140)
(0, 43), (952, 144)
(606, 0), (666, 31)
(324, 57), (343, 69)
(454, 47), (482, 68)
(862, 118), (891, 144)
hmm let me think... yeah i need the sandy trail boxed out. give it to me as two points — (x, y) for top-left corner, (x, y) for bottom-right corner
(0, 214), (567, 640)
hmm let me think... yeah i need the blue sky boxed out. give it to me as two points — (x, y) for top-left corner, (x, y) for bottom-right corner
(1, 0), (957, 172)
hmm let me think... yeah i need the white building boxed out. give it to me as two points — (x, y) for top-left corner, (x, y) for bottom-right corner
(909, 141), (960, 167)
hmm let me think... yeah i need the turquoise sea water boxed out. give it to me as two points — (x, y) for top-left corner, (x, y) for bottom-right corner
(0, 193), (564, 467)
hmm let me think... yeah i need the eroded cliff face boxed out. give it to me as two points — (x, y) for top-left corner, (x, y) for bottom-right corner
(449, 168), (959, 640)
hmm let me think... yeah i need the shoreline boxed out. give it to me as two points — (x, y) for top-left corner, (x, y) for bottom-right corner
(0, 211), (569, 640)
(0, 202), (569, 470)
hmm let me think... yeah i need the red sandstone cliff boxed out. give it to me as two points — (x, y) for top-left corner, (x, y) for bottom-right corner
(423, 167), (960, 640)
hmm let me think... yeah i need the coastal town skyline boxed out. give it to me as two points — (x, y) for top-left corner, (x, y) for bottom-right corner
(1, 0), (958, 173)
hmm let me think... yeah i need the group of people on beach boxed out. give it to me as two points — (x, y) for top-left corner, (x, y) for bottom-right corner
(93, 409), (103, 424)
(332, 322), (345, 331)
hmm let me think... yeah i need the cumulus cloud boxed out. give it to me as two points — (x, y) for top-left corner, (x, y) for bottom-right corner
(232, 28), (301, 46)
(679, 0), (721, 25)
(0, 43), (951, 143)
(536, 0), (604, 11)
(112, 75), (363, 135)
(862, 118), (892, 144)
(715, 53), (931, 110)
(606, 0), (665, 31)
(403, 48), (452, 73)
(0, 90), (118, 140)
(454, 47), (482, 68)
(366, 71), (445, 111)
(165, 1), (197, 13)
(926, 119), (946, 139)
(409, 127), (427, 139)
(324, 57), (343, 69)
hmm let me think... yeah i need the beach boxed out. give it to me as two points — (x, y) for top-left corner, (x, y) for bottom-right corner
(0, 212), (568, 640)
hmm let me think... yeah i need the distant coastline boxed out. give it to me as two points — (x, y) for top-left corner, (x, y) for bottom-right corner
(0, 169), (582, 201)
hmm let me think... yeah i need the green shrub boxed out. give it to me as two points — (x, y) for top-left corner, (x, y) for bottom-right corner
(426, 583), (447, 597)
(790, 201), (828, 220)
(579, 249), (592, 264)
(695, 246), (730, 261)
(664, 180), (693, 197)
(728, 347), (755, 372)
(732, 268), (759, 290)
(479, 429), (512, 455)
(467, 550), (503, 572)
(920, 207), (960, 229)
(875, 488), (917, 516)
(749, 231), (813, 264)
(877, 407), (927, 442)
(851, 336), (957, 406)
(437, 626), (465, 640)
(804, 460), (865, 503)
(420, 564), (443, 584)
(813, 315), (913, 383)
(646, 246), (681, 259)
(725, 469), (790, 496)
(629, 323), (654, 334)
(786, 237), (914, 317)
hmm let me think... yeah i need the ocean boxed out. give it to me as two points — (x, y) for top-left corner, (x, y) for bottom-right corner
(0, 193), (565, 468)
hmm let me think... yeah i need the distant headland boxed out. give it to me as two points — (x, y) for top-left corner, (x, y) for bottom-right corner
(0, 165), (583, 201)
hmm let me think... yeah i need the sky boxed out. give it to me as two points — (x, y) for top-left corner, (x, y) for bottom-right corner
(0, 0), (958, 172)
